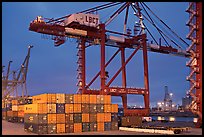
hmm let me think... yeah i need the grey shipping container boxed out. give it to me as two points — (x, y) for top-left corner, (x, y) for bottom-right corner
(56, 103), (65, 114)
(121, 116), (142, 127)
(65, 94), (74, 103)
(82, 122), (90, 132)
(24, 114), (38, 124)
(81, 104), (89, 113)
(89, 122), (97, 131)
(89, 113), (97, 122)
(89, 104), (97, 113)
(104, 122), (111, 131)
(96, 104), (104, 113)
(17, 117), (24, 123)
(24, 123), (48, 134)
(73, 113), (82, 123)
(65, 113), (74, 124)
(65, 124), (74, 133)
(111, 122), (118, 130)
(111, 113), (118, 122)
(6, 116), (18, 123)
(38, 114), (48, 124)
(48, 124), (57, 134)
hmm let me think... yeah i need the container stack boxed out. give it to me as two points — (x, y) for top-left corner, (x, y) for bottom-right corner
(2, 97), (32, 123)
(24, 93), (118, 134)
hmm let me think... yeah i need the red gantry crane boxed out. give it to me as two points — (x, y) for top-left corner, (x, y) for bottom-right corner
(28, 2), (202, 127)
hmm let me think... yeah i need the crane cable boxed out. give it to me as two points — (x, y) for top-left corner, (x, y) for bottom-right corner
(140, 2), (186, 49)
(131, 4), (183, 49)
(141, 2), (189, 47)
(46, 2), (122, 24)
(134, 3), (170, 46)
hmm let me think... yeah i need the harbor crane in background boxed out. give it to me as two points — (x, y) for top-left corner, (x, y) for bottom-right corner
(28, 2), (202, 127)
(2, 45), (33, 102)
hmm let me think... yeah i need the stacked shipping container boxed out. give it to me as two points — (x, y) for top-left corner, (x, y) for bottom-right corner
(2, 97), (32, 123)
(23, 93), (118, 134)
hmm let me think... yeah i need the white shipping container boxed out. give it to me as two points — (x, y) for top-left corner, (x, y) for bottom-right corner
(12, 105), (18, 111)
(64, 13), (100, 28)
(56, 94), (65, 103)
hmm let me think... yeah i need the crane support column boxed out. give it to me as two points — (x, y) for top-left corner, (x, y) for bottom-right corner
(100, 24), (106, 95)
(142, 34), (150, 111)
(121, 47), (127, 109)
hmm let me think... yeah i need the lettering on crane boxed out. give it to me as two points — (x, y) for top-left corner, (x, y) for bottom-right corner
(85, 15), (99, 25)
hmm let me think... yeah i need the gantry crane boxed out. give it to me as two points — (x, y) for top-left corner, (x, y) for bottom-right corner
(186, 2), (202, 128)
(28, 2), (201, 127)
(2, 45), (33, 102)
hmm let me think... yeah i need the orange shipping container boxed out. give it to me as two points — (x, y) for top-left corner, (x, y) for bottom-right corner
(24, 104), (48, 114)
(18, 111), (24, 117)
(32, 94), (48, 104)
(104, 113), (111, 122)
(47, 94), (56, 103)
(97, 113), (104, 122)
(97, 122), (104, 131)
(12, 100), (18, 105)
(7, 111), (18, 117)
(104, 95), (111, 104)
(73, 104), (81, 113)
(104, 104), (111, 113)
(81, 94), (89, 103)
(89, 95), (96, 104)
(74, 123), (82, 133)
(65, 104), (73, 113)
(57, 124), (65, 133)
(57, 114), (65, 123)
(73, 94), (82, 103)
(47, 104), (56, 113)
(56, 94), (65, 103)
(48, 114), (57, 124)
(82, 113), (89, 122)
(111, 104), (118, 113)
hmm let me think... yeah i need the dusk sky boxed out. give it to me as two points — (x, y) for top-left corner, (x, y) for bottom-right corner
(2, 2), (190, 107)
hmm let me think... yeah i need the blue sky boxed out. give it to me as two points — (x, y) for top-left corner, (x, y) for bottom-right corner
(2, 2), (190, 107)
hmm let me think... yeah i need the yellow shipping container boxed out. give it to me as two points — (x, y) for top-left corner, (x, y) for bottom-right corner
(73, 104), (81, 113)
(57, 114), (65, 123)
(47, 104), (56, 113)
(48, 114), (57, 124)
(18, 105), (24, 111)
(12, 100), (18, 105)
(24, 104), (48, 114)
(104, 95), (111, 104)
(57, 124), (65, 133)
(97, 122), (104, 131)
(111, 104), (118, 113)
(47, 94), (56, 103)
(74, 123), (82, 133)
(82, 113), (89, 122)
(73, 94), (82, 103)
(56, 94), (65, 103)
(89, 95), (96, 104)
(65, 104), (73, 113)
(81, 94), (89, 103)
(97, 113), (104, 122)
(32, 94), (48, 104)
(104, 104), (111, 113)
(104, 113), (111, 122)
